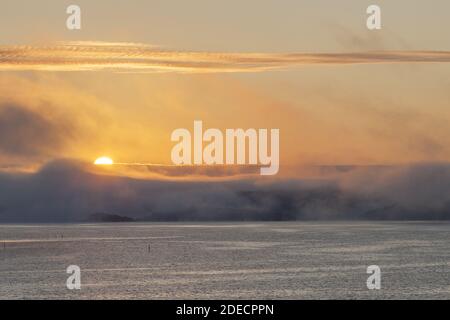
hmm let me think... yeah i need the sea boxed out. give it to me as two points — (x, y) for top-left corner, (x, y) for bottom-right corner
(0, 222), (449, 299)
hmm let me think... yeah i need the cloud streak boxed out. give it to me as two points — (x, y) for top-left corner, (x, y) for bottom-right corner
(1, 42), (450, 73)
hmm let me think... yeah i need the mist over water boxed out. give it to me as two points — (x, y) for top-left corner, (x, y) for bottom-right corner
(1, 222), (449, 299)
(1, 160), (450, 222)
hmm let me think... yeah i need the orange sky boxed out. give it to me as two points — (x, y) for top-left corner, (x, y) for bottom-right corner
(1, 1), (450, 177)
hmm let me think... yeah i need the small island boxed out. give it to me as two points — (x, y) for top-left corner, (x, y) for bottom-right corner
(87, 213), (135, 222)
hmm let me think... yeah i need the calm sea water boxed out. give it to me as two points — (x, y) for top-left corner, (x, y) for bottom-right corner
(0, 222), (449, 299)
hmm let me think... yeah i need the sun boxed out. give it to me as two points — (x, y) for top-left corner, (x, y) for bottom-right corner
(94, 156), (114, 165)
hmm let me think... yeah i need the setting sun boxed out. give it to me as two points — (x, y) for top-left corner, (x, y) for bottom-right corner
(94, 156), (114, 165)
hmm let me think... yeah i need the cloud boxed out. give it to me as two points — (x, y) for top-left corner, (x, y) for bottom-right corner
(0, 103), (73, 158)
(0, 159), (449, 222)
(116, 163), (261, 178)
(1, 42), (450, 73)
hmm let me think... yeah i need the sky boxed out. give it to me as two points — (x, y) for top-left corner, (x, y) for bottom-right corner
(0, 1), (450, 221)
